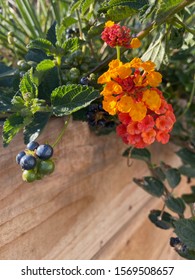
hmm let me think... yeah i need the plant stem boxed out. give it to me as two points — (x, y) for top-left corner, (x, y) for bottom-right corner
(116, 46), (121, 60)
(174, 16), (195, 36)
(190, 203), (195, 217)
(76, 9), (84, 40)
(52, 115), (71, 148)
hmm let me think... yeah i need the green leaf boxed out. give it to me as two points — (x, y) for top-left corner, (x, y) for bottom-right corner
(182, 193), (195, 204)
(61, 38), (79, 54)
(32, 59), (56, 86)
(122, 147), (151, 162)
(177, 249), (195, 260)
(72, 107), (88, 121)
(51, 84), (100, 116)
(149, 210), (174, 230)
(156, 0), (183, 22)
(179, 166), (195, 178)
(174, 218), (195, 250)
(153, 167), (166, 181)
(176, 148), (195, 167)
(19, 70), (38, 99)
(88, 23), (105, 38)
(165, 196), (186, 216)
(107, 5), (137, 21)
(133, 176), (165, 197)
(99, 0), (148, 12)
(0, 91), (13, 112)
(71, 0), (82, 13)
(61, 16), (77, 28)
(23, 112), (51, 144)
(3, 113), (24, 146)
(164, 168), (181, 188)
(46, 21), (57, 45)
(27, 39), (56, 55)
(141, 33), (166, 70)
(81, 0), (94, 15)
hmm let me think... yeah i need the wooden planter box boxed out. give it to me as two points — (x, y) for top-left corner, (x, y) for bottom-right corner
(0, 118), (181, 259)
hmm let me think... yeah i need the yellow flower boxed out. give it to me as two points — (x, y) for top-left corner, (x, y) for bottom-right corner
(97, 71), (111, 84)
(117, 96), (133, 113)
(146, 71), (162, 87)
(129, 102), (147, 121)
(101, 81), (123, 96)
(142, 61), (156, 72)
(129, 57), (143, 69)
(142, 89), (161, 111)
(105, 21), (115, 27)
(130, 38), (141, 49)
(109, 59), (123, 70)
(103, 96), (117, 115)
(116, 65), (132, 79)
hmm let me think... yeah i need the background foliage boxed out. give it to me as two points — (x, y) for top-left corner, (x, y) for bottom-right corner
(0, 0), (195, 259)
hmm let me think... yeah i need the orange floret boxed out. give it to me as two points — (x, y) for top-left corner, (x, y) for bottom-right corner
(147, 71), (162, 87)
(142, 89), (161, 111)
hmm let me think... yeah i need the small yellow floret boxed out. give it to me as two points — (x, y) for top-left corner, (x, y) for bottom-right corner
(130, 38), (141, 49)
(105, 21), (115, 27)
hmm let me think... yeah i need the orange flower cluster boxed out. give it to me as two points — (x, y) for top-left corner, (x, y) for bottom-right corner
(101, 21), (141, 49)
(97, 58), (176, 148)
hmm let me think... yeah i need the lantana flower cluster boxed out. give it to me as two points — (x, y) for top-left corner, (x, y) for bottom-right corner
(97, 58), (176, 148)
(101, 21), (141, 49)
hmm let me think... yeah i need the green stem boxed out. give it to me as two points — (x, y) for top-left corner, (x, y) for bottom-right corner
(76, 9), (84, 40)
(52, 115), (71, 148)
(56, 56), (62, 86)
(116, 46), (121, 60)
(190, 203), (195, 217)
(174, 16), (195, 36)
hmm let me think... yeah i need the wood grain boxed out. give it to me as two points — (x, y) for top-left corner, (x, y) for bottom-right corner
(0, 118), (185, 259)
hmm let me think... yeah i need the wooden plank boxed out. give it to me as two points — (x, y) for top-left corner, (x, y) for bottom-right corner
(0, 118), (185, 259)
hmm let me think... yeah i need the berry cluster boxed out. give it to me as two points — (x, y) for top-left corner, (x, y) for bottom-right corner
(86, 103), (116, 129)
(16, 141), (55, 183)
(101, 21), (141, 49)
(98, 58), (176, 148)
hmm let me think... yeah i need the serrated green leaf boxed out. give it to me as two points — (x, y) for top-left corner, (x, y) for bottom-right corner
(11, 96), (25, 111)
(55, 23), (66, 47)
(36, 59), (55, 72)
(179, 166), (195, 178)
(19, 70), (38, 99)
(107, 5), (137, 21)
(174, 218), (195, 250)
(61, 38), (79, 54)
(133, 176), (165, 197)
(165, 196), (186, 216)
(27, 39), (56, 55)
(3, 113), (24, 146)
(51, 84), (100, 116)
(88, 23), (105, 38)
(176, 148), (195, 167)
(149, 209), (174, 230)
(23, 112), (51, 144)
(122, 147), (151, 162)
(141, 33), (165, 70)
(164, 168), (181, 188)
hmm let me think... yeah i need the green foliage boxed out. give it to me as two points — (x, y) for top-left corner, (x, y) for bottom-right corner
(27, 39), (56, 55)
(176, 148), (195, 167)
(174, 219), (195, 250)
(161, 165), (181, 188)
(107, 6), (137, 21)
(123, 147), (151, 162)
(133, 176), (165, 197)
(165, 196), (186, 216)
(51, 84), (99, 116)
(149, 210), (175, 230)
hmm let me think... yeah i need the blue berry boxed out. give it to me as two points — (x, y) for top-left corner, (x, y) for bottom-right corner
(20, 155), (37, 170)
(170, 237), (181, 247)
(27, 141), (39, 151)
(16, 151), (26, 164)
(36, 144), (53, 160)
(80, 77), (89, 85)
